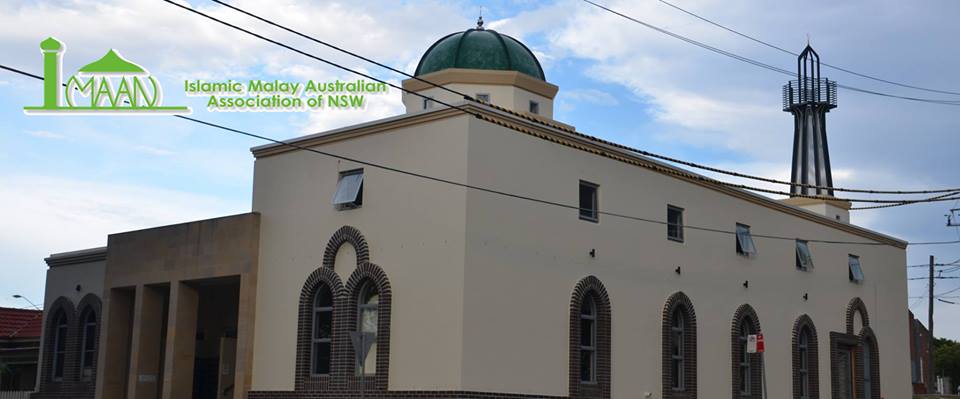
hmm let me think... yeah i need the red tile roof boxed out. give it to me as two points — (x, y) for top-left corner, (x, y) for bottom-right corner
(0, 307), (43, 339)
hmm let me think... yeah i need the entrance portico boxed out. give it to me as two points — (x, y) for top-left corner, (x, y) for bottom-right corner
(95, 213), (260, 399)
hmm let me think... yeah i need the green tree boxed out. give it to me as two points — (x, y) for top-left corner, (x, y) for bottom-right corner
(934, 337), (960, 393)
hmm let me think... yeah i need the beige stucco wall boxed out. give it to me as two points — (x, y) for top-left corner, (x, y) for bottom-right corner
(404, 83), (554, 119)
(459, 116), (910, 398)
(43, 259), (106, 310)
(249, 115), (471, 391)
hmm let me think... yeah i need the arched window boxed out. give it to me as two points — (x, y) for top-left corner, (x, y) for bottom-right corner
(671, 308), (685, 391)
(79, 309), (98, 380)
(569, 276), (611, 398)
(732, 305), (761, 399)
(662, 292), (696, 399)
(792, 315), (819, 399)
(356, 281), (379, 375)
(51, 310), (68, 381)
(580, 295), (597, 384)
(311, 283), (334, 376)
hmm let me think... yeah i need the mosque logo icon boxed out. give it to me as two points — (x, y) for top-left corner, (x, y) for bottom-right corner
(23, 37), (191, 115)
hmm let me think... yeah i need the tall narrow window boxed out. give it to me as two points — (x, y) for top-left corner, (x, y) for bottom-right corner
(580, 295), (597, 384)
(667, 205), (684, 242)
(738, 318), (753, 396)
(51, 311), (67, 381)
(332, 169), (364, 210)
(793, 316), (819, 399)
(848, 255), (864, 283)
(663, 292), (696, 399)
(579, 180), (599, 222)
(529, 100), (540, 115)
(570, 277), (610, 398)
(670, 308), (685, 390)
(79, 310), (97, 380)
(837, 346), (856, 399)
(357, 281), (379, 375)
(798, 327), (810, 399)
(736, 223), (757, 256)
(311, 283), (333, 376)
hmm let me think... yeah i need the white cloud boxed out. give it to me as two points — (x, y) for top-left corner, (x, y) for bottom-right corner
(0, 174), (247, 308)
(134, 145), (174, 156)
(27, 130), (67, 140)
(559, 88), (619, 106)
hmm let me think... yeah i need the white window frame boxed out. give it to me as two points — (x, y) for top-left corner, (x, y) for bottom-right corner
(796, 240), (814, 270)
(848, 255), (864, 283)
(667, 205), (684, 242)
(579, 180), (599, 223)
(735, 223), (757, 256)
(332, 169), (364, 210)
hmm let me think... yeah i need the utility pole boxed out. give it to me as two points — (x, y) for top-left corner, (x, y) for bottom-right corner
(928, 255), (935, 392)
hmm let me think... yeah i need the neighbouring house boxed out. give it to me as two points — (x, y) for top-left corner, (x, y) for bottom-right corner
(909, 311), (933, 394)
(29, 19), (911, 399)
(0, 307), (42, 395)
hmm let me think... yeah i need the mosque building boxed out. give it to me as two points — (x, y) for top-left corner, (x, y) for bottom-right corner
(30, 19), (909, 399)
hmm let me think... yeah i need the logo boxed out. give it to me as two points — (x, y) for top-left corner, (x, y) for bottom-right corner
(23, 37), (190, 115)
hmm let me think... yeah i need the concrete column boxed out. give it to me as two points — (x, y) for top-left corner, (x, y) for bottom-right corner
(233, 273), (258, 399)
(96, 288), (135, 399)
(127, 285), (166, 399)
(161, 281), (198, 399)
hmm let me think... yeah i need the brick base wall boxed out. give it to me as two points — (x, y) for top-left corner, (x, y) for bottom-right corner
(248, 390), (565, 398)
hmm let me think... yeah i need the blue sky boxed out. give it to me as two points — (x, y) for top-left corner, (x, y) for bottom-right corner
(1, 0), (959, 338)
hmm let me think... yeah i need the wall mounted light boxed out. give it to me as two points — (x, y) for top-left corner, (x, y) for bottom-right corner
(589, 249), (596, 258)
(743, 280), (749, 288)
(803, 293), (809, 301)
(675, 266), (681, 275)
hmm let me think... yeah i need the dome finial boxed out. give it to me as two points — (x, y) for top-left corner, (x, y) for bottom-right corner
(476, 7), (484, 30)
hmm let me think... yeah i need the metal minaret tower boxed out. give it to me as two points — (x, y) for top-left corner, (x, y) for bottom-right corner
(783, 45), (837, 196)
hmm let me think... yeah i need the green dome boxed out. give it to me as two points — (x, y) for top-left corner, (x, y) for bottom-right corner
(415, 25), (545, 81)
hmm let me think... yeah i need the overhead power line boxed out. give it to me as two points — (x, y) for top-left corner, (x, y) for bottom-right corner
(5, 63), (960, 247)
(200, 0), (960, 204)
(909, 276), (960, 280)
(657, 0), (960, 97)
(581, 0), (960, 106)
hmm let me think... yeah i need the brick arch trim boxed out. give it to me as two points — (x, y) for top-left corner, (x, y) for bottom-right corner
(731, 304), (762, 399)
(322, 226), (370, 270)
(343, 262), (392, 391)
(39, 296), (76, 387)
(791, 314), (819, 399)
(295, 266), (345, 390)
(569, 275), (612, 399)
(845, 297), (869, 335)
(859, 326), (881, 399)
(662, 291), (697, 399)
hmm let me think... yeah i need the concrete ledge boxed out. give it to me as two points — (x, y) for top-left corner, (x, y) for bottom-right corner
(45, 247), (107, 267)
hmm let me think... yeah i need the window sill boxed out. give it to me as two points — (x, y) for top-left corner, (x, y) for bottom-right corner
(579, 215), (599, 223)
(668, 236), (684, 243)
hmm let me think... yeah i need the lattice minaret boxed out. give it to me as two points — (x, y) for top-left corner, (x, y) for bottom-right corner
(783, 45), (837, 196)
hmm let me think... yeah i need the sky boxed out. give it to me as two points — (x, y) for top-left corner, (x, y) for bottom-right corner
(1, 0), (958, 339)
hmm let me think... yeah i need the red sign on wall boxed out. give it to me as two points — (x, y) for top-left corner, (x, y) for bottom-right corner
(747, 333), (765, 353)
